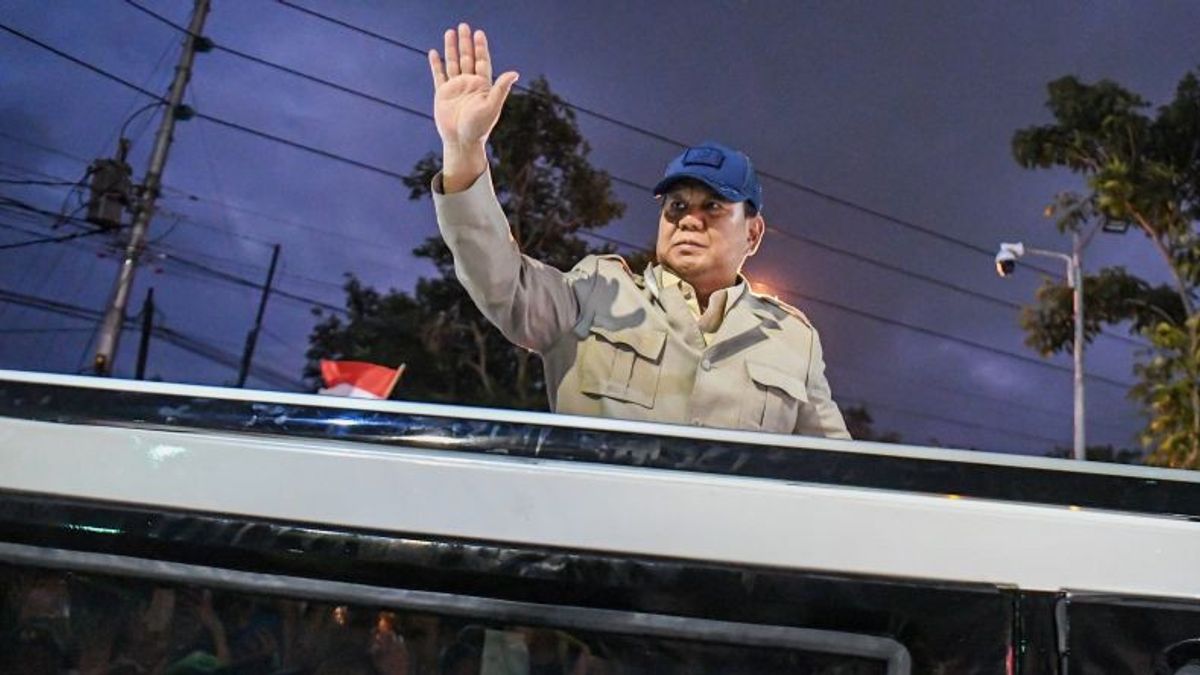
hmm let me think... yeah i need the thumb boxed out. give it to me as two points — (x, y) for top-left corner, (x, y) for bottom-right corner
(487, 71), (520, 108)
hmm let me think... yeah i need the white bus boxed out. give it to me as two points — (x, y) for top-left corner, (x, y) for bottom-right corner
(1, 369), (1199, 674)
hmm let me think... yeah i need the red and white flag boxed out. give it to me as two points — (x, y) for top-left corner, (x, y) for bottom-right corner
(318, 360), (405, 399)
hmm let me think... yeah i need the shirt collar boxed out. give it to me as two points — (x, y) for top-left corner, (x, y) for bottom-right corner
(646, 264), (747, 315)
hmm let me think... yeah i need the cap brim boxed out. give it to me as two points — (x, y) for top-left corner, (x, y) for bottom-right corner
(653, 172), (748, 204)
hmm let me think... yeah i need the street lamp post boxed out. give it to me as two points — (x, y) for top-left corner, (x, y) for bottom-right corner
(996, 230), (1090, 460)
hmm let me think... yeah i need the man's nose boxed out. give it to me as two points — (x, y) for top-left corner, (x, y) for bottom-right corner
(677, 210), (704, 230)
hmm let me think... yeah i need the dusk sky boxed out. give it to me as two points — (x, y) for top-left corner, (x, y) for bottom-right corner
(2, 1), (1198, 455)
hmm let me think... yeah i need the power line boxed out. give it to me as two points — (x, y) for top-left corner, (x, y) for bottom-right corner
(2, 188), (346, 320)
(0, 223), (1131, 440)
(0, 178), (78, 187)
(123, 1), (661, 198)
(155, 205), (276, 248)
(0, 286), (304, 389)
(126, 1), (1074, 301)
(575, 223), (1138, 389)
(269, 0), (1064, 278)
(189, 85), (247, 257)
(0, 161), (279, 250)
(259, 324), (293, 348)
(764, 223), (1144, 349)
(2, 168), (351, 296)
(155, 237), (346, 292)
(767, 224), (1027, 312)
(15, 166), (400, 293)
(0, 193), (115, 256)
(0, 220), (57, 240)
(837, 393), (1068, 450)
(0, 223), (109, 251)
(606, 174), (1146, 351)
(0, 194), (104, 231)
(0, 130), (91, 164)
(0, 148), (384, 258)
(0, 200), (116, 336)
(158, 185), (392, 250)
(0, 18), (1144, 384)
(772, 282), (1134, 389)
(194, 113), (407, 180)
(157, 238), (1126, 424)
(581, 224), (1143, 379)
(0, 23), (162, 100)
(827, 362), (1134, 434)
(123, 0), (431, 121)
(96, 30), (177, 159)
(0, 162), (95, 237)
(155, 250), (347, 315)
(4, 15), (1080, 322)
(0, 22), (405, 182)
(0, 326), (94, 335)
(0, 181), (1142, 391)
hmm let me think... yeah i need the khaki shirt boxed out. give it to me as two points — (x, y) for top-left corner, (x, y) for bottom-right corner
(432, 171), (850, 439)
(658, 267), (739, 345)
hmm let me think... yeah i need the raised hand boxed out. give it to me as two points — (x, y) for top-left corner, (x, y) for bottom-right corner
(428, 23), (519, 190)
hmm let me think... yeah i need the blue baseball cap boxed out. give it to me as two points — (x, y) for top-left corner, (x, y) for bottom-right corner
(653, 141), (763, 214)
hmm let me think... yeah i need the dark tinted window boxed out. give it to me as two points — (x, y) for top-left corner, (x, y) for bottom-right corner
(1, 563), (887, 674)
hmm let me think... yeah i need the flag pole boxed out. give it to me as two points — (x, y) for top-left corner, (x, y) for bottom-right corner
(383, 364), (406, 399)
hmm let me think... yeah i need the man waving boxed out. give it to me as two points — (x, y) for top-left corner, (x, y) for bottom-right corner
(427, 23), (849, 439)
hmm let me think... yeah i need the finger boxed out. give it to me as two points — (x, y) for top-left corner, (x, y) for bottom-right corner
(474, 30), (492, 82)
(486, 70), (519, 108)
(457, 22), (474, 75)
(428, 50), (447, 89)
(443, 29), (459, 77)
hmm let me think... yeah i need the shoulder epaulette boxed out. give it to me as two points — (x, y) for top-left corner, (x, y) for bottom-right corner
(756, 293), (814, 328)
(593, 253), (636, 278)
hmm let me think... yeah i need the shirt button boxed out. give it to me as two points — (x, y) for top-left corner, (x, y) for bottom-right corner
(701, 358), (712, 370)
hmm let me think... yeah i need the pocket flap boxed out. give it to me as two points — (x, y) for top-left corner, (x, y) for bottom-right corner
(589, 325), (667, 360)
(746, 361), (808, 402)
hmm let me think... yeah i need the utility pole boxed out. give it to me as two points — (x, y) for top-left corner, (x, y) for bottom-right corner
(236, 244), (281, 388)
(996, 227), (1097, 461)
(93, 0), (211, 376)
(1070, 230), (1086, 462)
(135, 287), (155, 380)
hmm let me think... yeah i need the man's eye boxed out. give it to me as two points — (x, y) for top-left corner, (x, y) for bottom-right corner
(668, 200), (687, 211)
(706, 201), (724, 212)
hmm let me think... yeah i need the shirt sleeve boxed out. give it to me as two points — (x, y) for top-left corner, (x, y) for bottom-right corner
(794, 328), (852, 440)
(431, 170), (588, 352)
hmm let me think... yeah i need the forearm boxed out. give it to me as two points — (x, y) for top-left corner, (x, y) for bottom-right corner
(432, 170), (582, 351)
(442, 140), (488, 194)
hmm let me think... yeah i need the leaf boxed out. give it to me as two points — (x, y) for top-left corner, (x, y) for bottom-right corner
(1013, 67), (1200, 467)
(305, 77), (627, 411)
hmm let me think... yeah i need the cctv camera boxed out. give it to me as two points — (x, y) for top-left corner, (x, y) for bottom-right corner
(995, 251), (1016, 277)
(995, 243), (1025, 278)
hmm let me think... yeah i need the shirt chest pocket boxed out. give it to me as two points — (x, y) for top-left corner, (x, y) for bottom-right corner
(740, 360), (808, 432)
(579, 325), (668, 409)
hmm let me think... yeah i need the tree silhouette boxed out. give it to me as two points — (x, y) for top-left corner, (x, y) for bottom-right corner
(307, 77), (633, 410)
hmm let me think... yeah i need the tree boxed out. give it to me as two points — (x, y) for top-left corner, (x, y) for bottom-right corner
(842, 405), (902, 443)
(1045, 444), (1143, 464)
(304, 276), (448, 400)
(306, 77), (632, 409)
(1012, 68), (1200, 468)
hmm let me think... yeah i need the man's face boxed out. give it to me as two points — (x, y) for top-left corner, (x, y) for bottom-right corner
(655, 182), (764, 290)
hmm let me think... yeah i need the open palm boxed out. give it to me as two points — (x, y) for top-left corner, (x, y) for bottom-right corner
(429, 23), (519, 147)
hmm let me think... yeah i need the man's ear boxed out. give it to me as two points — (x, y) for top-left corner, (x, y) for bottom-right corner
(746, 214), (765, 256)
